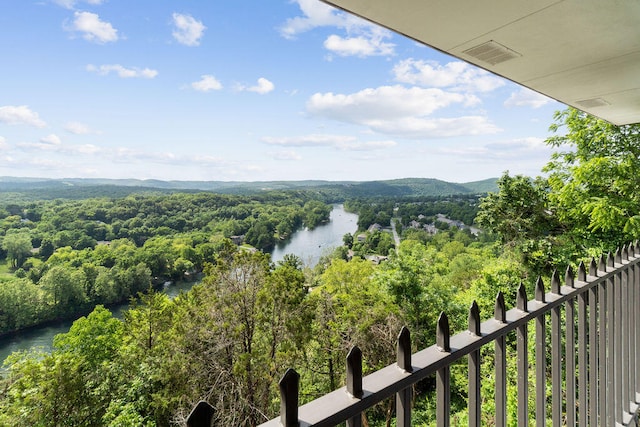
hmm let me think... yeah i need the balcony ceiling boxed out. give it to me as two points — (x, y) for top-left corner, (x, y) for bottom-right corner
(321, 0), (640, 125)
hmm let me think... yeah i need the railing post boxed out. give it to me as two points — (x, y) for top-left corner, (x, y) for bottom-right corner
(615, 248), (623, 423)
(607, 252), (616, 426)
(588, 258), (598, 427)
(346, 346), (363, 427)
(622, 246), (631, 415)
(494, 291), (507, 427)
(577, 261), (588, 427)
(629, 244), (637, 402)
(436, 313), (451, 427)
(279, 369), (300, 427)
(597, 255), (608, 427)
(516, 284), (529, 427)
(396, 327), (412, 427)
(535, 277), (547, 427)
(468, 301), (481, 427)
(565, 266), (576, 427)
(550, 270), (562, 427)
(633, 242), (640, 406)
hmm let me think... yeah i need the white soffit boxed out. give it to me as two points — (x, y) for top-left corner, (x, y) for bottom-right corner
(321, 0), (640, 125)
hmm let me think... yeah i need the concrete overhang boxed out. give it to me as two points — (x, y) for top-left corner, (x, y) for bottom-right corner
(321, 0), (640, 125)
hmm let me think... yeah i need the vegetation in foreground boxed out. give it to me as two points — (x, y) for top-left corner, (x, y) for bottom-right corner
(0, 108), (639, 426)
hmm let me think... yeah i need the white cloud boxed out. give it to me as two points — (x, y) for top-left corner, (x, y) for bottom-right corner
(505, 88), (554, 108)
(306, 85), (499, 138)
(281, 0), (395, 57)
(87, 64), (158, 79)
(263, 134), (397, 151)
(324, 33), (394, 57)
(41, 134), (62, 145)
(370, 116), (501, 138)
(236, 77), (275, 94)
(0, 136), (7, 150)
(172, 13), (206, 46)
(53, 0), (105, 9)
(308, 85), (477, 121)
(393, 59), (505, 92)
(191, 75), (223, 92)
(0, 105), (46, 127)
(69, 11), (118, 43)
(279, 0), (345, 38)
(269, 150), (302, 161)
(65, 121), (92, 134)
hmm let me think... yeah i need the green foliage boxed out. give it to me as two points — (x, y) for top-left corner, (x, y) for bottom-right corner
(544, 107), (640, 250)
(1, 229), (32, 269)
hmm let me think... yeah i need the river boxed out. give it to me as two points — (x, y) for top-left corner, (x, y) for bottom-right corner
(270, 204), (357, 267)
(0, 280), (195, 366)
(0, 204), (357, 365)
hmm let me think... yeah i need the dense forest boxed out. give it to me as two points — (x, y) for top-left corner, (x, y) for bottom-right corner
(1, 109), (639, 426)
(0, 191), (331, 334)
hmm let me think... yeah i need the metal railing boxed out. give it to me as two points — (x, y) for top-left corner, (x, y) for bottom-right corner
(188, 244), (640, 426)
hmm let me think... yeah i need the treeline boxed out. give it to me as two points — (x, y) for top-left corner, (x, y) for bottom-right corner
(0, 191), (331, 334)
(0, 177), (496, 204)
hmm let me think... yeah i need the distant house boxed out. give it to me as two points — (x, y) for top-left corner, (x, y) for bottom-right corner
(423, 224), (438, 235)
(368, 223), (382, 232)
(436, 214), (466, 229)
(409, 220), (421, 229)
(365, 254), (388, 265)
(357, 233), (367, 243)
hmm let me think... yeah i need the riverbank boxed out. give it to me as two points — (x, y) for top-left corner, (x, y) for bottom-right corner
(0, 279), (199, 366)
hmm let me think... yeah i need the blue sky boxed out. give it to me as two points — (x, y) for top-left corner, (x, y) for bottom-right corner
(0, 0), (563, 183)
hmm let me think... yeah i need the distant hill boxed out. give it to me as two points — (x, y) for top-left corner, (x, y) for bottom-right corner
(0, 176), (498, 201)
(459, 178), (500, 194)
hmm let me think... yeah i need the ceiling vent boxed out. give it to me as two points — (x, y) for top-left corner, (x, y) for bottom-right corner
(575, 97), (610, 108)
(463, 40), (521, 65)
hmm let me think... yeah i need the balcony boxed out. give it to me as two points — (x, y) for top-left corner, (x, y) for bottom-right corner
(188, 244), (640, 426)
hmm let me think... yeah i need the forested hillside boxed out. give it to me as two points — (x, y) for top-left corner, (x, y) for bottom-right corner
(0, 176), (497, 201)
(0, 191), (331, 335)
(1, 109), (639, 426)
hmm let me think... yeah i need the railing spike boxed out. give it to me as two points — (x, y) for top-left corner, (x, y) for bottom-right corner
(468, 301), (481, 336)
(565, 265), (574, 288)
(535, 277), (545, 302)
(494, 291), (506, 323)
(577, 261), (587, 281)
(436, 312), (451, 352)
(397, 326), (412, 372)
(279, 369), (300, 427)
(598, 254), (607, 272)
(551, 269), (561, 294)
(589, 257), (598, 276)
(516, 283), (528, 311)
(622, 244), (629, 260)
(187, 401), (215, 427)
(615, 247), (622, 263)
(634, 241), (639, 256)
(628, 242), (635, 256)
(608, 251), (615, 267)
(346, 347), (363, 398)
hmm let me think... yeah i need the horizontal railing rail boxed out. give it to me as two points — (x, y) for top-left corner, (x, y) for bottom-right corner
(188, 244), (640, 426)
